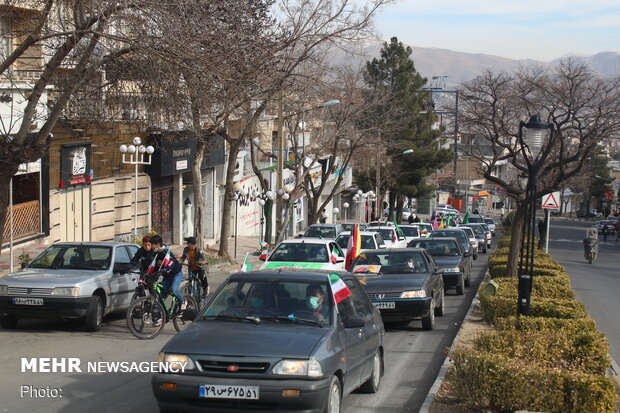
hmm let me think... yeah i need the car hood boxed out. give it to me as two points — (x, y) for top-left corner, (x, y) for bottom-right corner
(163, 321), (331, 359)
(2, 268), (106, 285)
(432, 256), (462, 268)
(355, 273), (429, 292)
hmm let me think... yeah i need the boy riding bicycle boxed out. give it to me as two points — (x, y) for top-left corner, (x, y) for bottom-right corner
(179, 237), (209, 297)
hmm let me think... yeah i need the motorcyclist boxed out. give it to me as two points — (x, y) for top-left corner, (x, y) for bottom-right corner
(583, 227), (599, 261)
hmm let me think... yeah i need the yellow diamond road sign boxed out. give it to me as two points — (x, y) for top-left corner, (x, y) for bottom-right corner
(542, 191), (560, 210)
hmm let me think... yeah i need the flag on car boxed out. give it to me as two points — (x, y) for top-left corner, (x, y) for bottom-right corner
(329, 273), (352, 304)
(345, 224), (361, 270)
(241, 253), (253, 272)
(446, 215), (452, 227)
(258, 241), (269, 261)
(393, 215), (406, 239)
(330, 246), (339, 264)
(463, 212), (469, 224)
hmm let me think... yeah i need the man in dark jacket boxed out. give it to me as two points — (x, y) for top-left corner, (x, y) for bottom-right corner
(130, 235), (156, 273)
(150, 235), (186, 310)
(180, 237), (209, 296)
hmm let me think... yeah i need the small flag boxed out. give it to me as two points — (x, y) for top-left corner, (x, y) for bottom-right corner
(446, 215), (452, 227)
(160, 249), (172, 268)
(463, 212), (469, 224)
(258, 241), (269, 261)
(241, 253), (253, 272)
(330, 246), (339, 264)
(439, 219), (445, 229)
(393, 215), (406, 239)
(330, 273), (352, 304)
(345, 224), (361, 270)
(145, 254), (158, 275)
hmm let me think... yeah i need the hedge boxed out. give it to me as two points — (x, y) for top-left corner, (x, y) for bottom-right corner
(479, 295), (587, 322)
(493, 316), (597, 335)
(489, 276), (575, 300)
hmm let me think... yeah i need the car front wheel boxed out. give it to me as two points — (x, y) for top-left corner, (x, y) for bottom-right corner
(421, 297), (435, 330)
(325, 376), (342, 413)
(84, 295), (103, 332)
(360, 350), (383, 393)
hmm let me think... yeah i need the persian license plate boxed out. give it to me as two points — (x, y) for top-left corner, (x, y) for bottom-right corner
(12, 297), (44, 306)
(373, 301), (395, 309)
(199, 384), (259, 400)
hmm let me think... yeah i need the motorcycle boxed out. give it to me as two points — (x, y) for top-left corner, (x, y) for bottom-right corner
(583, 238), (599, 264)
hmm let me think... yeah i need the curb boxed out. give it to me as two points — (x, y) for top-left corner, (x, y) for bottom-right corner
(418, 271), (487, 413)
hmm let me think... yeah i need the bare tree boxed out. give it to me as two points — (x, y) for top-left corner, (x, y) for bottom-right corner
(460, 59), (620, 277)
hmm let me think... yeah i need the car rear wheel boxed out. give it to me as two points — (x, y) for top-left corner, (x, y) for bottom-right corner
(464, 271), (471, 287)
(434, 290), (445, 316)
(421, 297), (435, 330)
(84, 295), (103, 332)
(325, 376), (342, 413)
(456, 275), (465, 295)
(0, 314), (18, 329)
(360, 350), (382, 393)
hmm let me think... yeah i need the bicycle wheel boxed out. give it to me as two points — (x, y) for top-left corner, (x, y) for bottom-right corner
(173, 295), (198, 333)
(126, 296), (166, 339)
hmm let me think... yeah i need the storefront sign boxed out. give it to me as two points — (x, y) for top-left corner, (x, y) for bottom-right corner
(145, 131), (196, 177)
(60, 142), (92, 188)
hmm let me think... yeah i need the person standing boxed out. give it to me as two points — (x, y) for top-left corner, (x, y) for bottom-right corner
(407, 213), (414, 224)
(602, 222), (609, 242)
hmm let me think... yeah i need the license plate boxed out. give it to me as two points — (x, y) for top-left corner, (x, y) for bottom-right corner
(199, 384), (259, 400)
(373, 301), (395, 309)
(12, 297), (44, 306)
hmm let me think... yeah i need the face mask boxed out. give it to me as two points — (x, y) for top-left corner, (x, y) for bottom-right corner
(249, 297), (263, 308)
(306, 296), (320, 310)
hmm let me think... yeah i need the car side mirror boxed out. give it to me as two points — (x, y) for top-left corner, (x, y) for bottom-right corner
(342, 316), (365, 329)
(463, 252), (472, 257)
(432, 268), (441, 274)
(113, 262), (131, 274)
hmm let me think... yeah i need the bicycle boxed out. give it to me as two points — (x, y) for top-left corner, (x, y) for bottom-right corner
(130, 269), (149, 302)
(181, 263), (209, 308)
(126, 272), (197, 339)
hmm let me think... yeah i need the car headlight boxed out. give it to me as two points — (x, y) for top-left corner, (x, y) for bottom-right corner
(0, 284), (8, 294)
(51, 287), (80, 296)
(157, 352), (196, 372)
(438, 267), (461, 273)
(400, 290), (426, 299)
(272, 359), (323, 377)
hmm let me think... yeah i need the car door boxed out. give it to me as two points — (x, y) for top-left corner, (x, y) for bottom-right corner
(423, 250), (443, 297)
(337, 294), (367, 394)
(345, 278), (381, 383)
(108, 246), (134, 310)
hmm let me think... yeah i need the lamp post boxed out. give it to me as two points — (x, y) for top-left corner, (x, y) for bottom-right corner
(517, 115), (554, 316)
(333, 207), (339, 223)
(343, 202), (349, 221)
(119, 137), (154, 236)
(232, 183), (248, 259)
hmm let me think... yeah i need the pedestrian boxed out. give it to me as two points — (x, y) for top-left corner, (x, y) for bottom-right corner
(179, 236), (209, 297)
(500, 206), (505, 221)
(537, 218), (546, 249)
(319, 208), (328, 223)
(602, 223), (609, 242)
(413, 215), (420, 223)
(407, 213), (414, 224)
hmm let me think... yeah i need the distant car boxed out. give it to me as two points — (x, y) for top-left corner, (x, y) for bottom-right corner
(341, 222), (368, 232)
(401, 207), (412, 222)
(152, 270), (385, 412)
(399, 225), (422, 243)
(350, 248), (444, 330)
(430, 228), (475, 257)
(335, 231), (386, 256)
(367, 226), (408, 248)
(412, 223), (433, 238)
(259, 239), (345, 271)
(467, 215), (485, 224)
(596, 220), (615, 234)
(480, 224), (492, 247)
(457, 226), (479, 259)
(483, 218), (496, 235)
(302, 224), (344, 240)
(409, 238), (472, 295)
(459, 224), (488, 254)
(0, 242), (140, 331)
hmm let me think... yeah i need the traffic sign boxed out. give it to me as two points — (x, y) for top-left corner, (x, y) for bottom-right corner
(542, 191), (560, 210)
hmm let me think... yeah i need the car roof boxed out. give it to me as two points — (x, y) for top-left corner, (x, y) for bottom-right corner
(229, 269), (352, 282)
(357, 247), (425, 254)
(433, 228), (466, 232)
(367, 226), (395, 230)
(413, 237), (459, 243)
(399, 225), (420, 228)
(337, 231), (378, 236)
(280, 238), (334, 245)
(306, 224), (341, 228)
(50, 242), (136, 247)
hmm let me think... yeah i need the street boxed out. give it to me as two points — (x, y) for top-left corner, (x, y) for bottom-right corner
(547, 218), (620, 366)
(0, 246), (493, 413)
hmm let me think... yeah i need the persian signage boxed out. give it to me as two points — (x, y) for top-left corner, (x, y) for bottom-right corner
(60, 142), (92, 188)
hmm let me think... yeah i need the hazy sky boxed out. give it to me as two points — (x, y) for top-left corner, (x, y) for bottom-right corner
(375, 0), (620, 61)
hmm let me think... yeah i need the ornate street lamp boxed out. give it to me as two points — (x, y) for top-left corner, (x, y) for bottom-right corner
(517, 114), (554, 316)
(343, 202), (350, 221)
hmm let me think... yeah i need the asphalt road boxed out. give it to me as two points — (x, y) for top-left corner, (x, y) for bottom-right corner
(547, 218), (620, 366)
(0, 243), (494, 413)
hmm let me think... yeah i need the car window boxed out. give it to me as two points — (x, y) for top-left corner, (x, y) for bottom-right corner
(202, 280), (333, 325)
(460, 227), (474, 238)
(28, 245), (112, 270)
(126, 245), (139, 257)
(353, 250), (429, 274)
(410, 240), (461, 256)
(432, 231), (468, 244)
(114, 246), (131, 264)
(369, 228), (395, 241)
(484, 218), (495, 225)
(337, 296), (356, 320)
(344, 279), (372, 317)
(336, 236), (349, 249)
(329, 242), (344, 258)
(400, 227), (420, 237)
(304, 226), (336, 239)
(270, 243), (329, 262)
(375, 234), (385, 246)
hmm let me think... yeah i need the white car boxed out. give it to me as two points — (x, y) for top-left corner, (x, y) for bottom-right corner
(483, 218), (496, 235)
(458, 226), (479, 260)
(367, 226), (408, 248)
(335, 231), (386, 256)
(399, 225), (422, 243)
(259, 238), (345, 271)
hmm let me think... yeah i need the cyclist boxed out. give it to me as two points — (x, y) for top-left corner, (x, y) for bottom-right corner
(150, 235), (187, 311)
(179, 237), (209, 297)
(129, 235), (156, 273)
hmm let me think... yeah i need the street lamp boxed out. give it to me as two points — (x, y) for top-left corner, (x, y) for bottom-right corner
(119, 137), (155, 236)
(333, 207), (339, 222)
(517, 114), (554, 316)
(343, 202), (350, 221)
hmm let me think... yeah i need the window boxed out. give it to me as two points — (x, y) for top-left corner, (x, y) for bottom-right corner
(344, 279), (372, 317)
(400, 227), (420, 237)
(114, 246), (131, 264)
(270, 243), (329, 263)
(354, 251), (429, 274)
(0, 17), (11, 66)
(28, 246), (112, 270)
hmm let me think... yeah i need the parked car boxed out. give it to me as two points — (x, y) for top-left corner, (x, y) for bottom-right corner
(459, 223), (488, 254)
(0, 242), (139, 331)
(350, 248), (444, 330)
(399, 225), (422, 243)
(302, 224), (345, 240)
(152, 270), (385, 413)
(336, 231), (386, 256)
(409, 238), (472, 295)
(429, 228), (475, 257)
(367, 226), (408, 248)
(259, 239), (345, 271)
(401, 207), (412, 222)
(483, 218), (496, 235)
(341, 222), (368, 232)
(457, 226), (479, 259)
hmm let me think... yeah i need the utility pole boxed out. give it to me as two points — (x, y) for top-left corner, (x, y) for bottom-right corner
(276, 95), (284, 240)
(375, 133), (381, 218)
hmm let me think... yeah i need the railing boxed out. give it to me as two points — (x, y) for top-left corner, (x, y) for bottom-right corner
(2, 200), (40, 242)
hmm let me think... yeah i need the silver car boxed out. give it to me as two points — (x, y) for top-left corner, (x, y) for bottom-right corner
(0, 242), (140, 331)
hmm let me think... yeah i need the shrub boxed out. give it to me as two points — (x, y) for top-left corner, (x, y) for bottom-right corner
(494, 316), (597, 335)
(479, 295), (587, 322)
(490, 276), (575, 300)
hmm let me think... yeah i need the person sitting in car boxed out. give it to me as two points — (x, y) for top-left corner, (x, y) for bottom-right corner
(305, 284), (329, 323)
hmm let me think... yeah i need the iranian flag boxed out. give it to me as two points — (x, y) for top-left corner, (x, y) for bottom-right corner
(145, 254), (158, 275)
(241, 253), (253, 272)
(160, 249), (173, 267)
(330, 246), (339, 264)
(329, 273), (352, 304)
(258, 241), (269, 261)
(344, 224), (361, 270)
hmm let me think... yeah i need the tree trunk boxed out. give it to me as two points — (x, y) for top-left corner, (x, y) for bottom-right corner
(192, 140), (206, 248)
(506, 202), (525, 278)
(388, 191), (397, 221)
(264, 198), (273, 245)
(275, 198), (294, 245)
(218, 140), (241, 257)
(0, 163), (19, 252)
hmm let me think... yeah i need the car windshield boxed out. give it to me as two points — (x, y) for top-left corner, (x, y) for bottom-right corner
(303, 226), (336, 239)
(463, 225), (484, 235)
(431, 231), (468, 244)
(201, 280), (333, 326)
(369, 228), (395, 241)
(353, 250), (428, 274)
(481, 224), (490, 232)
(460, 227), (474, 238)
(484, 218), (495, 225)
(28, 245), (112, 270)
(468, 217), (484, 223)
(336, 235), (376, 250)
(400, 227), (420, 237)
(411, 240), (460, 256)
(269, 243), (329, 262)
(342, 224), (368, 232)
